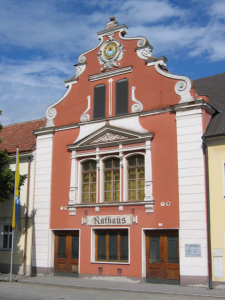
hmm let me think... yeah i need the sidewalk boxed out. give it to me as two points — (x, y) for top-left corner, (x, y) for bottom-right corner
(1, 273), (225, 298)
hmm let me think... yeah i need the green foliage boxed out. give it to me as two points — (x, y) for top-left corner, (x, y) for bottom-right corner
(0, 111), (27, 201)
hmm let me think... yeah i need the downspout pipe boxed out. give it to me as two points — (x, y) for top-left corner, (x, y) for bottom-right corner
(203, 137), (213, 289)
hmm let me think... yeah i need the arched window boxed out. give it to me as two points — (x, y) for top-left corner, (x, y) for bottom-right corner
(93, 84), (106, 119)
(127, 155), (145, 201)
(116, 79), (128, 116)
(104, 158), (120, 202)
(82, 160), (97, 203)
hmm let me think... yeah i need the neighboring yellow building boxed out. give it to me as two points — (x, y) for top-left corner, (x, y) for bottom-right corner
(0, 119), (44, 275)
(195, 73), (225, 288)
(206, 137), (225, 286)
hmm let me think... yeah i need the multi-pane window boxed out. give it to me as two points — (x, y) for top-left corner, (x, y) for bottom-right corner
(82, 161), (97, 203)
(1, 225), (12, 250)
(95, 230), (128, 262)
(116, 79), (128, 116)
(93, 84), (106, 120)
(104, 158), (120, 202)
(128, 155), (145, 201)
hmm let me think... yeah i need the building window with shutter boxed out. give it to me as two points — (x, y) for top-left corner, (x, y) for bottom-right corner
(104, 158), (120, 202)
(93, 84), (106, 120)
(82, 160), (97, 203)
(95, 229), (128, 262)
(116, 79), (128, 116)
(127, 155), (145, 201)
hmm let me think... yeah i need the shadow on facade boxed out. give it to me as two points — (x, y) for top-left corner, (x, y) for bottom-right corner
(0, 203), (35, 276)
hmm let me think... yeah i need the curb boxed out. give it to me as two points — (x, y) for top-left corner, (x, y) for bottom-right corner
(17, 279), (225, 299)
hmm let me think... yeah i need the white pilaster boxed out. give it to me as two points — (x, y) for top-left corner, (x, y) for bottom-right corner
(176, 108), (208, 282)
(144, 140), (154, 201)
(69, 151), (77, 204)
(32, 131), (53, 275)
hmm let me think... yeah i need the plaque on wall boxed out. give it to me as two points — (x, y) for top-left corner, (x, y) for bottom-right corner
(185, 244), (201, 257)
(82, 215), (137, 226)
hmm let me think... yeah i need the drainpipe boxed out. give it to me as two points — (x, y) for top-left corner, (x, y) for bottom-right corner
(23, 155), (31, 275)
(204, 139), (213, 289)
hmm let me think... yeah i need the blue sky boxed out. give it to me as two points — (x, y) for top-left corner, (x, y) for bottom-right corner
(0, 0), (225, 125)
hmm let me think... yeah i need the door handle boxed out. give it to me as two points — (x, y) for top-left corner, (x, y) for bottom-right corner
(160, 258), (163, 262)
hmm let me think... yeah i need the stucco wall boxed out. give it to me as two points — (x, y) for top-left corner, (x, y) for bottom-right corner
(208, 140), (225, 284)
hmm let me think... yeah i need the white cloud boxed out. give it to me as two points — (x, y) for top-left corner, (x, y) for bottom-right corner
(0, 0), (225, 126)
(0, 0), (224, 62)
(209, 1), (225, 19)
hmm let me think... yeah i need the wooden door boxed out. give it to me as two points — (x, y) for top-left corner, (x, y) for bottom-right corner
(54, 231), (79, 276)
(146, 230), (179, 284)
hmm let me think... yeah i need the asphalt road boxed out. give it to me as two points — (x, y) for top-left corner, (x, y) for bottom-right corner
(0, 282), (224, 300)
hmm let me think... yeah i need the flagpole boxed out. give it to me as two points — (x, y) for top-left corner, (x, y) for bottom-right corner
(9, 229), (14, 283)
(10, 147), (18, 283)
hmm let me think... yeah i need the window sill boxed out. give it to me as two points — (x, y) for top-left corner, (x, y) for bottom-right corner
(91, 261), (130, 265)
(69, 200), (154, 208)
(0, 249), (11, 253)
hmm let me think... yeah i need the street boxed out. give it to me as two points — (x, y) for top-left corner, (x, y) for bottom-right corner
(0, 282), (223, 300)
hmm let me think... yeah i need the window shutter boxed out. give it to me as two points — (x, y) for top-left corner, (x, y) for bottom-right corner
(109, 231), (117, 260)
(97, 231), (106, 260)
(58, 235), (66, 258)
(120, 231), (128, 261)
(71, 236), (79, 259)
(116, 79), (128, 116)
(93, 85), (106, 119)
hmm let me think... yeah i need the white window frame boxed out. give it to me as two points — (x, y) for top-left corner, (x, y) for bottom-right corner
(0, 223), (12, 251)
(123, 152), (145, 202)
(100, 155), (121, 203)
(91, 227), (130, 264)
(78, 158), (98, 204)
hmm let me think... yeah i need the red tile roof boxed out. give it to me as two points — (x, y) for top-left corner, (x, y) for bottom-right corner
(0, 119), (45, 155)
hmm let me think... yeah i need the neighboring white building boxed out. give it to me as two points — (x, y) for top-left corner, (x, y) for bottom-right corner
(0, 119), (45, 275)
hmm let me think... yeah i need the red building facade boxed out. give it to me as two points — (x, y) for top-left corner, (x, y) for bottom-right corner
(33, 17), (214, 286)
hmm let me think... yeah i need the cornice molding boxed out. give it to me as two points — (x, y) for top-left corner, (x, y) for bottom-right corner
(204, 135), (225, 146)
(33, 127), (55, 136)
(89, 66), (132, 82)
(73, 145), (147, 157)
(68, 200), (155, 209)
(68, 125), (154, 151)
(97, 24), (128, 37)
(173, 100), (215, 115)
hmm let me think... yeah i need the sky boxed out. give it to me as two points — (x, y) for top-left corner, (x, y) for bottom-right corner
(0, 0), (225, 126)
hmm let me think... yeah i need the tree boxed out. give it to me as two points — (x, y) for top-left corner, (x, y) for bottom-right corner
(0, 110), (27, 201)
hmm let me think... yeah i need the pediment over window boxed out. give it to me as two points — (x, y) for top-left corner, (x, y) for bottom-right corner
(89, 132), (129, 144)
(67, 125), (154, 151)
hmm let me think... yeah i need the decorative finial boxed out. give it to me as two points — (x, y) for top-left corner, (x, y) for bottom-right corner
(106, 16), (118, 29)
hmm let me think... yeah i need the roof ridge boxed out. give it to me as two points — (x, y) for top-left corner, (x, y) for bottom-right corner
(2, 118), (45, 127)
(194, 72), (225, 82)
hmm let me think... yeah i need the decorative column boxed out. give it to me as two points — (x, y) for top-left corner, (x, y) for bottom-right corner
(96, 147), (100, 204)
(144, 140), (154, 201)
(69, 151), (77, 215)
(119, 144), (124, 203)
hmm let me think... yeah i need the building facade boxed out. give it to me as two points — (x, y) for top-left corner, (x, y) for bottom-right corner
(33, 18), (214, 286)
(195, 73), (225, 288)
(0, 119), (45, 275)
